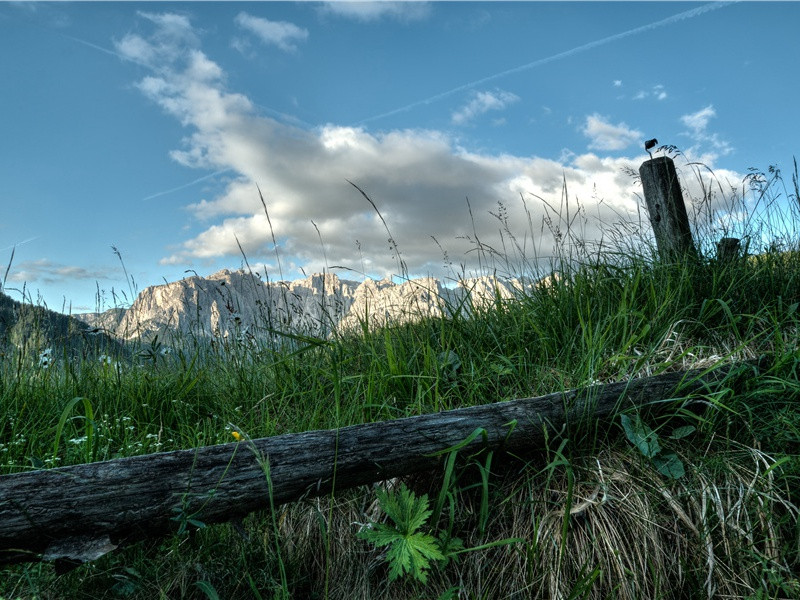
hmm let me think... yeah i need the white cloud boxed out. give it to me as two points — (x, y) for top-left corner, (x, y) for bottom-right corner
(118, 12), (748, 282)
(234, 12), (309, 52)
(115, 34), (157, 65)
(681, 105), (716, 132)
(9, 259), (113, 285)
(582, 114), (642, 151)
(613, 80), (622, 87)
(633, 84), (667, 101)
(115, 11), (200, 72)
(451, 90), (519, 125)
(679, 105), (733, 164)
(319, 1), (431, 22)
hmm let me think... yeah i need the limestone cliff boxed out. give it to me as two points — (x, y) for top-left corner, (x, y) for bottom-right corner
(76, 270), (541, 342)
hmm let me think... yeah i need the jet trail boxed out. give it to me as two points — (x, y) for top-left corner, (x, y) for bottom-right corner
(358, 1), (737, 125)
(142, 169), (233, 202)
(62, 34), (149, 67)
(0, 237), (40, 253)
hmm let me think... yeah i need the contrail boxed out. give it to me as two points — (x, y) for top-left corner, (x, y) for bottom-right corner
(0, 236), (40, 253)
(62, 34), (150, 68)
(358, 1), (737, 125)
(142, 169), (233, 201)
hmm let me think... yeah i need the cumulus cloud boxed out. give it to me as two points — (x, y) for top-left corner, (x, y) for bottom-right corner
(451, 89), (520, 125)
(233, 12), (309, 52)
(113, 13), (749, 283)
(319, 1), (431, 22)
(679, 105), (733, 164)
(582, 114), (642, 151)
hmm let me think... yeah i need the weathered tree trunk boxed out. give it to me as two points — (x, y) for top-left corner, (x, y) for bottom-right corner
(0, 363), (746, 566)
(640, 156), (698, 262)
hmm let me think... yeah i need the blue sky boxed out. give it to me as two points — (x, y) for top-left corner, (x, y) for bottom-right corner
(1, 1), (798, 313)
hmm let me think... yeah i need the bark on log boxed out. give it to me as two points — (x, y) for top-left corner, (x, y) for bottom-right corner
(0, 362), (749, 566)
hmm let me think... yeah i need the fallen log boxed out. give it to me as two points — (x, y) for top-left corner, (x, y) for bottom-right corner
(0, 362), (751, 567)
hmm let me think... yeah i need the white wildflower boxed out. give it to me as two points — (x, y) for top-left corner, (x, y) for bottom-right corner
(38, 348), (53, 369)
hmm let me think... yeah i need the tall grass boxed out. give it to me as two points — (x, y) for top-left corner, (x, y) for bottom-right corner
(1, 154), (799, 599)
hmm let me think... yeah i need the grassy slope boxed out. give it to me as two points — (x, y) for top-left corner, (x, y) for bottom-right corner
(2, 159), (800, 599)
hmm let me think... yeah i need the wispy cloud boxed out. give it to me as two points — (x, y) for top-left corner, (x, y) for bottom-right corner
(633, 84), (668, 101)
(451, 90), (519, 125)
(681, 105), (716, 132)
(680, 105), (732, 163)
(319, 1), (431, 22)
(234, 12), (309, 53)
(8, 259), (114, 285)
(358, 2), (733, 125)
(115, 11), (199, 70)
(582, 114), (642, 151)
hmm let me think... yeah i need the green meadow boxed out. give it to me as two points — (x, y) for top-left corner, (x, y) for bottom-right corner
(2, 158), (799, 599)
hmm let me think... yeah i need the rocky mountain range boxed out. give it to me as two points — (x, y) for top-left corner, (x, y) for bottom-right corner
(77, 269), (546, 343)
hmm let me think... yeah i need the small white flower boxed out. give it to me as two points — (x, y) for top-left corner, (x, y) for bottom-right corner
(38, 348), (53, 368)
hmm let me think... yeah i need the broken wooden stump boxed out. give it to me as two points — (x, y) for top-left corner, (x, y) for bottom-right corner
(640, 156), (699, 263)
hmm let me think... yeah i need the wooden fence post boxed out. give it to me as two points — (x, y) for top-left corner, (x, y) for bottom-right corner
(639, 156), (698, 262)
(717, 237), (741, 263)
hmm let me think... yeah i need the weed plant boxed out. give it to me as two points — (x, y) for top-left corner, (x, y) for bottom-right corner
(1, 153), (799, 598)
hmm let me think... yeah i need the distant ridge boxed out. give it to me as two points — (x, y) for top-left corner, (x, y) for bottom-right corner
(0, 290), (123, 357)
(75, 269), (548, 343)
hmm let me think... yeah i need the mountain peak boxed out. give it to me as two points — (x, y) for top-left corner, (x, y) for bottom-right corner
(76, 271), (544, 342)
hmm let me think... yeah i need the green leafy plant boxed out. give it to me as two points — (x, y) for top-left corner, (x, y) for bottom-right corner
(357, 482), (444, 584)
(620, 413), (694, 479)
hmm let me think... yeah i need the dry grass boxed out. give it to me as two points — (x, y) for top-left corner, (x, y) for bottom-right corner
(220, 443), (798, 600)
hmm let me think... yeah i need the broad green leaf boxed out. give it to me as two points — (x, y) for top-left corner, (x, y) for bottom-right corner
(358, 483), (443, 584)
(670, 425), (696, 440)
(358, 523), (402, 547)
(437, 350), (461, 374)
(386, 538), (412, 581)
(621, 413), (661, 458)
(653, 452), (685, 479)
(385, 533), (443, 583)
